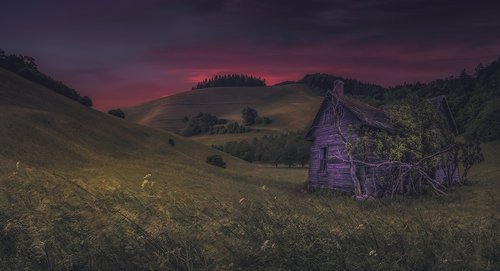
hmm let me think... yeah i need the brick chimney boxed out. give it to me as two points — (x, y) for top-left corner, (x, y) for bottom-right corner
(333, 80), (344, 97)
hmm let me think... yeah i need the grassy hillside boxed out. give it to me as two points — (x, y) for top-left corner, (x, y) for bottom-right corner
(0, 67), (307, 200)
(0, 68), (498, 270)
(123, 84), (322, 141)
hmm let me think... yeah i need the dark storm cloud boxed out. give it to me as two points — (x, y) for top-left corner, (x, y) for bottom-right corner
(1, 0), (499, 109)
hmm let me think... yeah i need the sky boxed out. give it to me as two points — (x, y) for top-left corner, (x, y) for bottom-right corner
(1, 0), (499, 110)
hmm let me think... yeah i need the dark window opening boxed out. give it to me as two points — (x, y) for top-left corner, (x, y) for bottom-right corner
(320, 147), (327, 172)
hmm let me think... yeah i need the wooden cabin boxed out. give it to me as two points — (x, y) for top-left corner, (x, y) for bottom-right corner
(305, 80), (459, 195)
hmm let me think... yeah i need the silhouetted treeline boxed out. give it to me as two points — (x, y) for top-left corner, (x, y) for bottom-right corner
(301, 73), (385, 99)
(192, 74), (266, 89)
(213, 131), (310, 167)
(181, 112), (251, 136)
(301, 57), (500, 141)
(0, 49), (93, 107)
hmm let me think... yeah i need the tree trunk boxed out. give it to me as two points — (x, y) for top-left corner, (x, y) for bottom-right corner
(349, 157), (363, 196)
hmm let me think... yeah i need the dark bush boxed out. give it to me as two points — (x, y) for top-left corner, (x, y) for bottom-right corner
(263, 117), (272, 124)
(168, 138), (175, 146)
(206, 155), (226, 168)
(108, 109), (125, 119)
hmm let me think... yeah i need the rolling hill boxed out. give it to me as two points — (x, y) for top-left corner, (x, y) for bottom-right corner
(123, 84), (323, 144)
(0, 67), (307, 197)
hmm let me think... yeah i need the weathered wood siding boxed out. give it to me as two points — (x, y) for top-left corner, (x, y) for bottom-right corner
(307, 102), (361, 191)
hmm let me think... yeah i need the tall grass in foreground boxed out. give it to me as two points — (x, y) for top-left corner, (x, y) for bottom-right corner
(215, 197), (498, 270)
(0, 165), (498, 270)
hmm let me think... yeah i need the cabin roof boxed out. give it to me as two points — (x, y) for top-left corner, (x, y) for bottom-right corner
(305, 81), (393, 139)
(338, 95), (394, 131)
(305, 81), (458, 140)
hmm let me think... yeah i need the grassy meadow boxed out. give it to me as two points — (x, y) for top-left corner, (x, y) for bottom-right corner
(0, 68), (498, 270)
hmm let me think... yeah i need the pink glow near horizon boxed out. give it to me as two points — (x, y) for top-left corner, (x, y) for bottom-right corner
(2, 0), (498, 110)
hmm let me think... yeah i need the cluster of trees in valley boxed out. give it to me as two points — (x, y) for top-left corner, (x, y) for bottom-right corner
(181, 108), (271, 137)
(180, 112), (251, 136)
(0, 49), (93, 107)
(192, 74), (266, 89)
(300, 58), (500, 141)
(213, 131), (310, 167)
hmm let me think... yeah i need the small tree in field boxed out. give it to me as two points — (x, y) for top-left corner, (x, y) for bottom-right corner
(241, 107), (258, 126)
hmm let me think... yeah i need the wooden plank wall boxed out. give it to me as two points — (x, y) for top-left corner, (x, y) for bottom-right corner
(308, 103), (361, 191)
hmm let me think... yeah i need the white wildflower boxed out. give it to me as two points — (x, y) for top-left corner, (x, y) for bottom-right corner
(261, 240), (271, 251)
(369, 249), (377, 256)
(141, 173), (153, 189)
(141, 179), (149, 189)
